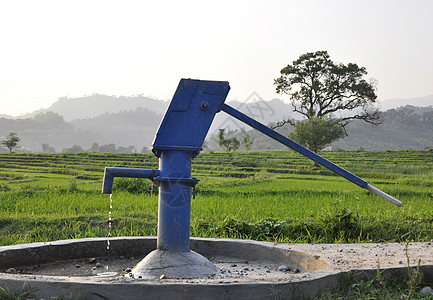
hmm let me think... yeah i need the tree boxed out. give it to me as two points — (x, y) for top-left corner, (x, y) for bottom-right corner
(217, 128), (240, 152)
(63, 145), (84, 153)
(217, 129), (226, 149)
(42, 143), (56, 153)
(289, 116), (345, 153)
(274, 51), (380, 151)
(223, 137), (240, 152)
(242, 133), (254, 151)
(1, 132), (21, 153)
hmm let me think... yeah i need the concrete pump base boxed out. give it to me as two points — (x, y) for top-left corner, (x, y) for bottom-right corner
(1, 237), (432, 299)
(131, 249), (218, 279)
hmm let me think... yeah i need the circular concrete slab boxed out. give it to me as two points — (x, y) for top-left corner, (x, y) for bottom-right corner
(1, 237), (432, 299)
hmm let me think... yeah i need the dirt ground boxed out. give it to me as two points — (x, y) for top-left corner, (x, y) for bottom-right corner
(287, 241), (433, 273)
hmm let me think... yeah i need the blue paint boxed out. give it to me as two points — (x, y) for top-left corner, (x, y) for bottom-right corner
(156, 150), (195, 252)
(151, 79), (230, 157)
(102, 167), (160, 194)
(221, 104), (369, 189)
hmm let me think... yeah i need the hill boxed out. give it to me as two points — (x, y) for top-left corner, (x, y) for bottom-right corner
(47, 94), (169, 121)
(1, 93), (433, 152)
(378, 95), (433, 111)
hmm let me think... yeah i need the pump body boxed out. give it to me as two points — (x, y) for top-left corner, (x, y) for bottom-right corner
(102, 78), (401, 279)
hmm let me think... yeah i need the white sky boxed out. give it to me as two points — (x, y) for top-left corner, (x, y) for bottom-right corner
(1, 0), (433, 116)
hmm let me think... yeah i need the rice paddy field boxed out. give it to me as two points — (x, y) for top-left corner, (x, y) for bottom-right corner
(0, 149), (432, 247)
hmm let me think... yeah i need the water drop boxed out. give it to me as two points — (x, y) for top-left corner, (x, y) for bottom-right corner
(107, 194), (113, 250)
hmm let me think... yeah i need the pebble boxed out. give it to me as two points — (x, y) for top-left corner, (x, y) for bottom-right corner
(420, 286), (433, 295)
(88, 257), (97, 264)
(75, 264), (81, 268)
(92, 267), (97, 271)
(5, 268), (17, 274)
(125, 267), (132, 273)
(278, 265), (290, 272)
(160, 274), (167, 280)
(95, 262), (102, 268)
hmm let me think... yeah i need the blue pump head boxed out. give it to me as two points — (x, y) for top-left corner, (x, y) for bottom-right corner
(151, 79), (230, 157)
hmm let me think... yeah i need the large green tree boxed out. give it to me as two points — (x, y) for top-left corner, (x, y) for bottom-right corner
(274, 51), (380, 151)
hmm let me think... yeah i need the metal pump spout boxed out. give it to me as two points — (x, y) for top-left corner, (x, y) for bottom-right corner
(102, 167), (160, 194)
(101, 78), (401, 279)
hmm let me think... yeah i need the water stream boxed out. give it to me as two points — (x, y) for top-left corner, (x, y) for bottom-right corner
(107, 193), (113, 250)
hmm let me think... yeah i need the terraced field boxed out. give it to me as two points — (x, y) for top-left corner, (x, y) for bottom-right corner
(0, 150), (432, 246)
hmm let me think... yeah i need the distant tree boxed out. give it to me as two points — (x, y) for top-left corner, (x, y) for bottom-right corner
(217, 129), (226, 149)
(274, 50), (380, 152)
(117, 145), (136, 153)
(217, 128), (240, 152)
(242, 134), (254, 151)
(63, 145), (84, 153)
(201, 140), (209, 151)
(222, 138), (240, 152)
(289, 116), (345, 153)
(41, 143), (56, 153)
(89, 143), (100, 152)
(1, 132), (21, 153)
(98, 144), (117, 153)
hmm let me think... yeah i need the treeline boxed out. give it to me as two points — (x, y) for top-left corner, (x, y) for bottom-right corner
(1, 105), (433, 153)
(0, 108), (160, 153)
(61, 143), (149, 153)
(206, 105), (433, 151)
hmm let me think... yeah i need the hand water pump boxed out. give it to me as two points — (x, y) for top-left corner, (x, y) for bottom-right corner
(102, 79), (401, 278)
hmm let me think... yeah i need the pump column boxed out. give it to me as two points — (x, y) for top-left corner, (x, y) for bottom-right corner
(156, 150), (198, 252)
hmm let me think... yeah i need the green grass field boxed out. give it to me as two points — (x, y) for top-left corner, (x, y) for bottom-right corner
(0, 150), (432, 246)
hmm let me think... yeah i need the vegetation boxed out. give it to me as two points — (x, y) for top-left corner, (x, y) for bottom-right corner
(289, 116), (345, 153)
(0, 150), (432, 247)
(0, 132), (20, 153)
(273, 50), (380, 151)
(241, 133), (254, 151)
(217, 128), (240, 152)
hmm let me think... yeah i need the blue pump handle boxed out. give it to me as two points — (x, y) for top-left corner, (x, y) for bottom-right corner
(221, 104), (402, 206)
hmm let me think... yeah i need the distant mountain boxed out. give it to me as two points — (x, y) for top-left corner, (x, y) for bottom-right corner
(71, 107), (162, 150)
(331, 105), (433, 150)
(377, 95), (433, 111)
(47, 94), (169, 121)
(2, 93), (433, 153)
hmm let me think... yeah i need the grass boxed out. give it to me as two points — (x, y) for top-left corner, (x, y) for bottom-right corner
(0, 150), (432, 245)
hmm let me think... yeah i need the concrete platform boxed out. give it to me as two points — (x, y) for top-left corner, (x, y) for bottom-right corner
(0, 237), (432, 299)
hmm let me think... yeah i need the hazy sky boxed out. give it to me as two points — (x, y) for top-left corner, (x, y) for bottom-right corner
(1, 0), (433, 116)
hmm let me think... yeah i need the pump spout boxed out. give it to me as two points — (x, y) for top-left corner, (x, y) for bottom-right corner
(102, 167), (160, 194)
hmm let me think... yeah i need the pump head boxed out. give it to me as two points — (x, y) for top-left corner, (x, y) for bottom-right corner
(151, 79), (230, 157)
